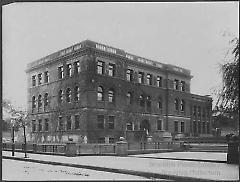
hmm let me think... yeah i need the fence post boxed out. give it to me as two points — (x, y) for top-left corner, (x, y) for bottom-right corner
(65, 141), (77, 157)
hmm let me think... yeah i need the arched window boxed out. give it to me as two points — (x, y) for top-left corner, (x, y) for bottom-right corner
(32, 96), (36, 111)
(97, 86), (104, 101)
(174, 98), (179, 111)
(180, 99), (185, 111)
(108, 88), (115, 103)
(38, 95), (42, 109)
(66, 88), (71, 103)
(126, 92), (132, 105)
(74, 86), (80, 101)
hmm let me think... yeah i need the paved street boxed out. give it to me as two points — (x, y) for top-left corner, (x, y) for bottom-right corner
(2, 151), (239, 181)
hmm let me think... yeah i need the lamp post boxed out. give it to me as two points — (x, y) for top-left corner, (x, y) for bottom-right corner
(11, 118), (16, 156)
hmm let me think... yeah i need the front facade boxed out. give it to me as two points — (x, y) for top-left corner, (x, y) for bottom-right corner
(26, 40), (212, 143)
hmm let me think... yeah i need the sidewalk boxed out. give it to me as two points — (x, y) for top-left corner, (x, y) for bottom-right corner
(2, 151), (239, 181)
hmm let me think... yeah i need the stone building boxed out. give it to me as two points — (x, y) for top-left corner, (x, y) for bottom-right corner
(26, 40), (212, 143)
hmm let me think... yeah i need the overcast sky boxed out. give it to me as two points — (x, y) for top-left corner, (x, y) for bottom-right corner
(2, 2), (239, 110)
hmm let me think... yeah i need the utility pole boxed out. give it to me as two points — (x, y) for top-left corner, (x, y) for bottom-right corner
(23, 123), (27, 158)
(12, 125), (15, 156)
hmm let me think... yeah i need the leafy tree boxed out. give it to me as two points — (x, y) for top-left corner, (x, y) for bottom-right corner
(215, 38), (239, 121)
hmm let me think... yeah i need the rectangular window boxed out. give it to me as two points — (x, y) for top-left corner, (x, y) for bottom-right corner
(58, 66), (64, 79)
(193, 106), (197, 116)
(109, 137), (114, 143)
(198, 121), (201, 134)
(157, 120), (163, 130)
(174, 121), (178, 132)
(202, 122), (205, 134)
(97, 115), (104, 129)
(138, 72), (144, 84)
(146, 74), (152, 85)
(108, 116), (115, 129)
(58, 116), (64, 131)
(38, 73), (42, 85)
(157, 76), (162, 87)
(32, 120), (36, 132)
(32, 75), (36, 87)
(75, 115), (80, 129)
(126, 69), (133, 81)
(198, 106), (201, 117)
(74, 61), (80, 74)
(126, 122), (133, 131)
(66, 116), (72, 130)
(97, 61), (104, 74)
(206, 122), (210, 134)
(108, 63), (115, 77)
(181, 81), (185, 91)
(174, 79), (179, 90)
(38, 119), (42, 132)
(45, 118), (49, 131)
(180, 122), (184, 133)
(66, 64), (72, 77)
(44, 71), (49, 83)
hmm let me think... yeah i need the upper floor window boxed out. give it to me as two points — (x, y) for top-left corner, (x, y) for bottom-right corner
(66, 88), (71, 103)
(157, 76), (162, 87)
(58, 116), (64, 131)
(58, 90), (63, 103)
(158, 98), (163, 109)
(174, 98), (179, 111)
(38, 119), (42, 132)
(74, 61), (80, 74)
(44, 71), (49, 83)
(180, 122), (185, 133)
(193, 106), (197, 116)
(139, 95), (145, 107)
(38, 95), (42, 110)
(198, 106), (201, 117)
(174, 121), (178, 132)
(174, 79), (179, 90)
(45, 118), (49, 131)
(97, 115), (104, 129)
(38, 73), (42, 85)
(126, 92), (132, 105)
(44, 93), (49, 107)
(97, 86), (104, 101)
(108, 63), (115, 77)
(32, 96), (36, 111)
(157, 120), (163, 130)
(108, 89), (115, 103)
(32, 120), (36, 132)
(108, 116), (115, 129)
(180, 99), (185, 112)
(126, 69), (133, 81)
(138, 72), (144, 84)
(146, 96), (151, 111)
(75, 115), (80, 129)
(66, 115), (72, 130)
(74, 86), (80, 101)
(66, 64), (72, 77)
(32, 75), (36, 87)
(180, 81), (185, 91)
(97, 61), (104, 74)
(58, 66), (64, 79)
(146, 74), (152, 85)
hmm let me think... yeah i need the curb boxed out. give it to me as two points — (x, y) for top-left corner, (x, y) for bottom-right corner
(3, 155), (236, 182)
(131, 156), (227, 164)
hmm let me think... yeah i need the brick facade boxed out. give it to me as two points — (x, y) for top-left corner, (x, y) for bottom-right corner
(26, 40), (212, 143)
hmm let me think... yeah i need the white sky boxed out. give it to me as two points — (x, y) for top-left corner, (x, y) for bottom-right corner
(2, 2), (239, 109)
